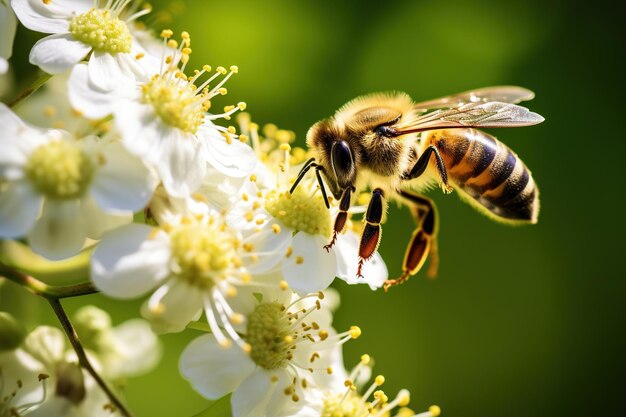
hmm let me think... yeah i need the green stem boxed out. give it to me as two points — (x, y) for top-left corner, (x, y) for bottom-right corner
(0, 262), (97, 299)
(8, 71), (54, 109)
(48, 298), (133, 417)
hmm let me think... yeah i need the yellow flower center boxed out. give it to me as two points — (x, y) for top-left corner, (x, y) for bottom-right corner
(321, 392), (362, 417)
(141, 75), (205, 133)
(265, 187), (331, 237)
(245, 302), (295, 370)
(169, 223), (235, 288)
(25, 140), (95, 200)
(69, 9), (131, 54)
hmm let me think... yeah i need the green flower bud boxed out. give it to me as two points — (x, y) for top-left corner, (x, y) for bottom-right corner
(0, 311), (26, 351)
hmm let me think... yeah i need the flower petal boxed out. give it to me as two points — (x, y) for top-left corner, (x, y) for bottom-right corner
(87, 51), (136, 91)
(179, 334), (255, 399)
(201, 124), (256, 178)
(157, 128), (206, 198)
(335, 230), (388, 289)
(11, 0), (89, 33)
(240, 221), (292, 274)
(232, 368), (301, 417)
(67, 63), (117, 119)
(282, 233), (337, 294)
(91, 140), (157, 212)
(141, 279), (203, 334)
(91, 224), (171, 299)
(108, 319), (161, 377)
(80, 196), (132, 239)
(0, 4), (17, 60)
(28, 199), (86, 260)
(0, 181), (42, 238)
(29, 33), (90, 74)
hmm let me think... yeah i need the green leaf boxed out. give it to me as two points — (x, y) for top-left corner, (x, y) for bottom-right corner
(193, 394), (232, 417)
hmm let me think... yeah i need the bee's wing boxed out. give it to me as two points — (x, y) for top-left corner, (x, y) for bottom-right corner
(413, 86), (536, 112)
(395, 101), (544, 134)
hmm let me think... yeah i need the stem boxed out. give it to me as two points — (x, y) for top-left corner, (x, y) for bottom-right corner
(48, 298), (133, 417)
(0, 262), (97, 299)
(8, 71), (54, 108)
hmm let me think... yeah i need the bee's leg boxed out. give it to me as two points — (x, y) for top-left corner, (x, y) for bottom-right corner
(357, 188), (385, 278)
(324, 187), (353, 251)
(405, 145), (453, 194)
(383, 190), (439, 291)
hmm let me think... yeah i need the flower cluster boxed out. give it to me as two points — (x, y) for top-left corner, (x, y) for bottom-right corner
(0, 1), (438, 416)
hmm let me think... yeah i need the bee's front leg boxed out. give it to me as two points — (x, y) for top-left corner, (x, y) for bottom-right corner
(357, 188), (384, 278)
(324, 187), (352, 251)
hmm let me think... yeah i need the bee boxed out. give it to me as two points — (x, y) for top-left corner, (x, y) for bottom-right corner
(291, 86), (544, 291)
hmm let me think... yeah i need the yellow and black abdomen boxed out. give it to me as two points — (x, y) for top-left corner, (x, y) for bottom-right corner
(427, 129), (539, 224)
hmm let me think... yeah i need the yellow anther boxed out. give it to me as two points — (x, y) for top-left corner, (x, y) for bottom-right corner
(349, 326), (362, 339)
(291, 394), (299, 402)
(181, 31), (190, 39)
(244, 211), (254, 222)
(284, 335), (294, 343)
(219, 338), (232, 348)
(285, 246), (293, 258)
(237, 102), (247, 110)
(318, 330), (328, 340)
(239, 134), (248, 143)
(275, 129), (294, 143)
(167, 39), (178, 48)
(43, 106), (56, 117)
(398, 391), (410, 407)
(344, 379), (353, 387)
(255, 218), (264, 225)
(242, 193), (249, 201)
(250, 174), (258, 182)
(165, 56), (173, 64)
(218, 87), (228, 95)
(135, 52), (145, 60)
(182, 47), (192, 55)
(216, 66), (227, 74)
(361, 354), (371, 364)
(202, 65), (211, 72)
(230, 313), (244, 324)
(160, 29), (173, 38)
(242, 243), (254, 252)
(317, 291), (325, 299)
(230, 65), (239, 73)
(249, 122), (259, 131)
(181, 54), (189, 65)
(43, 0), (51, 4)
(226, 286), (238, 298)
(429, 405), (441, 417)
(375, 375), (385, 386)
(228, 126), (237, 134)
(309, 352), (320, 363)
(270, 375), (279, 382)
(240, 272), (252, 283)
(279, 280), (289, 290)
(326, 367), (333, 374)
(295, 256), (304, 264)
(263, 123), (278, 137)
(272, 224), (282, 234)
(279, 143), (291, 151)
(242, 343), (252, 353)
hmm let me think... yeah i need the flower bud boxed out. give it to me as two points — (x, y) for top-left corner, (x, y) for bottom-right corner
(0, 311), (26, 351)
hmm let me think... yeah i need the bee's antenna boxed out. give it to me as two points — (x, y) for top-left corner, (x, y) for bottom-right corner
(289, 157), (316, 194)
(314, 166), (330, 209)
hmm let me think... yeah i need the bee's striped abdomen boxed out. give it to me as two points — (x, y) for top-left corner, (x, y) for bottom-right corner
(428, 129), (539, 223)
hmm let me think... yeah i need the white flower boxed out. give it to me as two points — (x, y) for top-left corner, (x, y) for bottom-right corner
(180, 287), (357, 417)
(11, 0), (158, 89)
(295, 354), (441, 417)
(0, 0), (17, 74)
(0, 104), (157, 260)
(91, 208), (272, 335)
(226, 122), (388, 293)
(69, 30), (256, 198)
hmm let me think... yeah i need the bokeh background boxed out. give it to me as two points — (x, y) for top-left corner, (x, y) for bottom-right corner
(2, 0), (624, 416)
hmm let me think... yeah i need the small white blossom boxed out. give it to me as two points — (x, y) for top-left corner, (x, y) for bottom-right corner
(0, 104), (157, 260)
(180, 287), (356, 417)
(11, 0), (158, 89)
(69, 31), (256, 198)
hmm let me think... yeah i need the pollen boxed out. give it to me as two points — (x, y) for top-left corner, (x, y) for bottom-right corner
(429, 405), (442, 416)
(264, 187), (331, 237)
(69, 9), (132, 54)
(168, 222), (235, 288)
(245, 302), (294, 370)
(25, 140), (95, 200)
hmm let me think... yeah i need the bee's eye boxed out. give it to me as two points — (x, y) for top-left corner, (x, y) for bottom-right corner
(374, 125), (396, 137)
(331, 140), (354, 182)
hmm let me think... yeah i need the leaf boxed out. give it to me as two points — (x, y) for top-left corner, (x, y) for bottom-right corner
(193, 394), (232, 417)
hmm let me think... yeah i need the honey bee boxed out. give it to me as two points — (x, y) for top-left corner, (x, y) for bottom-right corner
(291, 86), (544, 291)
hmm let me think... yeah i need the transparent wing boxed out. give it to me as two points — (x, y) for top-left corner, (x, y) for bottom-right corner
(413, 86), (536, 112)
(395, 101), (544, 134)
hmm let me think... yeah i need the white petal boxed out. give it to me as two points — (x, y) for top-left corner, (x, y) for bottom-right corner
(201, 125), (257, 178)
(0, 57), (7, 73)
(282, 233), (337, 294)
(91, 140), (157, 212)
(80, 196), (132, 239)
(232, 369), (299, 417)
(141, 279), (203, 333)
(113, 100), (157, 156)
(158, 128), (206, 198)
(28, 199), (86, 260)
(67, 64), (117, 119)
(91, 224), (171, 299)
(0, 181), (42, 238)
(0, 350), (46, 406)
(108, 319), (161, 377)
(23, 325), (66, 366)
(87, 51), (135, 91)
(335, 230), (388, 289)
(29, 33), (90, 74)
(27, 397), (73, 417)
(240, 221), (292, 274)
(0, 4), (17, 60)
(11, 0), (88, 33)
(179, 334), (255, 399)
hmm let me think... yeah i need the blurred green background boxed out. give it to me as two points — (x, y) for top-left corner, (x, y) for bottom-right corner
(2, 0), (624, 416)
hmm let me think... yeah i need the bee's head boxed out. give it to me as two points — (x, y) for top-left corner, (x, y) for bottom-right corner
(306, 119), (357, 199)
